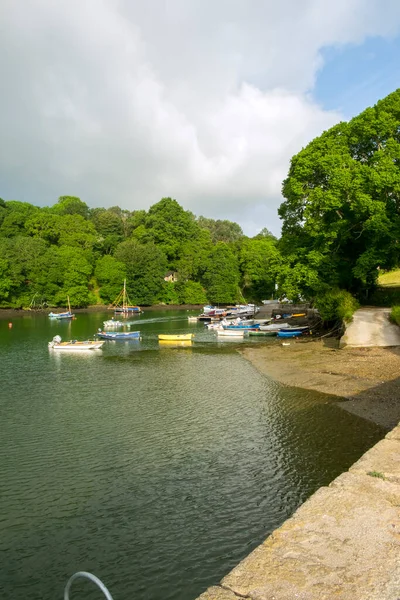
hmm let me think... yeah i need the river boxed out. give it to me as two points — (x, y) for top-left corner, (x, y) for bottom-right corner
(0, 310), (385, 600)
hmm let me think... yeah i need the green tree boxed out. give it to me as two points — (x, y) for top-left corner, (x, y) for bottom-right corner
(144, 198), (202, 266)
(202, 243), (240, 304)
(0, 201), (39, 237)
(197, 216), (244, 243)
(114, 240), (168, 305)
(53, 196), (89, 219)
(239, 237), (281, 301)
(41, 246), (93, 306)
(95, 255), (126, 304)
(176, 280), (208, 304)
(279, 88), (400, 299)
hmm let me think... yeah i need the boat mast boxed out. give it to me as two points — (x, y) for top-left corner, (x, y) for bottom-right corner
(67, 296), (71, 313)
(123, 279), (127, 311)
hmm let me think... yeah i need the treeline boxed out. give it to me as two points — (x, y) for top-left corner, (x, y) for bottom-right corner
(0, 196), (279, 308)
(3, 88), (400, 314)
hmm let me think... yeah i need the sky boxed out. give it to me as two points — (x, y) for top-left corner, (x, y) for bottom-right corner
(1, 1), (400, 237)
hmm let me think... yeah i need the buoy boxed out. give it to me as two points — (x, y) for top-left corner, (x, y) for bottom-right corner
(8, 322), (12, 328)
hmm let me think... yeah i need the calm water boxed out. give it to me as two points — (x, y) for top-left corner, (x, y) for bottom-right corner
(0, 310), (385, 600)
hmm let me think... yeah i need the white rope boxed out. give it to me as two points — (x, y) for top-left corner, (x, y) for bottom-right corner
(64, 571), (114, 600)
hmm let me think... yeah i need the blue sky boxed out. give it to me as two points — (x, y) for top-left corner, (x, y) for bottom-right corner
(315, 36), (400, 119)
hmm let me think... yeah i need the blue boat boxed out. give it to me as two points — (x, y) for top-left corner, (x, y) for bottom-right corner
(277, 330), (303, 338)
(97, 331), (140, 340)
(49, 296), (75, 319)
(223, 323), (260, 330)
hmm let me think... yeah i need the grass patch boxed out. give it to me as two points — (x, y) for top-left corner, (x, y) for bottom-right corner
(378, 269), (400, 287)
(367, 470), (386, 479)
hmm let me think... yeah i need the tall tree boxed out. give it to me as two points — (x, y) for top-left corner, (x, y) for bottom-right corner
(53, 196), (89, 219)
(279, 88), (400, 299)
(114, 240), (167, 305)
(202, 243), (240, 304)
(197, 216), (244, 243)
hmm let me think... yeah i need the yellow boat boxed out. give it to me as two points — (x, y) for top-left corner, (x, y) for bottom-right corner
(158, 334), (194, 341)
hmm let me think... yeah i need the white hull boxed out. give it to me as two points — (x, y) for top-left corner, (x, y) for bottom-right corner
(48, 336), (104, 350)
(49, 342), (104, 350)
(216, 329), (245, 337)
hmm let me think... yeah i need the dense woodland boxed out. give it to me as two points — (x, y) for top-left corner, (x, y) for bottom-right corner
(2, 88), (400, 316)
(0, 195), (279, 308)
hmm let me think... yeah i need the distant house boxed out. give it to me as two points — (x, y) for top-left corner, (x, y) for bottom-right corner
(164, 271), (178, 282)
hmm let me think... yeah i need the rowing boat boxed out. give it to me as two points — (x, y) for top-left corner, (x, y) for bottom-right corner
(158, 334), (194, 341)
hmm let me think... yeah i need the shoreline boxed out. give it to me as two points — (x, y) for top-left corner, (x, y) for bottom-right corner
(240, 339), (400, 430)
(0, 304), (203, 319)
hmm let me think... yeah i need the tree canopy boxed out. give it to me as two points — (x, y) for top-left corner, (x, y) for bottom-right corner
(278, 88), (400, 301)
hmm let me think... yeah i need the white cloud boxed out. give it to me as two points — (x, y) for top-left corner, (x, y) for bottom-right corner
(1, 0), (400, 234)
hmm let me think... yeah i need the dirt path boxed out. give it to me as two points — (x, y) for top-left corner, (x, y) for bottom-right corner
(240, 340), (400, 429)
(340, 307), (400, 347)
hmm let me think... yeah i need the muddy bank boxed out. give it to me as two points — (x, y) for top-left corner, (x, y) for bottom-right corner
(0, 304), (203, 319)
(241, 339), (400, 429)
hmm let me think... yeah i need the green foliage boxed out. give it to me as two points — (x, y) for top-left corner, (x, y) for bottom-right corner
(0, 201), (39, 237)
(279, 89), (400, 299)
(52, 196), (89, 219)
(314, 289), (359, 322)
(390, 306), (400, 326)
(95, 255), (126, 304)
(239, 237), (281, 301)
(368, 287), (400, 307)
(144, 198), (201, 265)
(367, 471), (385, 479)
(197, 216), (244, 243)
(176, 280), (208, 304)
(114, 240), (168, 305)
(157, 281), (180, 305)
(202, 243), (240, 304)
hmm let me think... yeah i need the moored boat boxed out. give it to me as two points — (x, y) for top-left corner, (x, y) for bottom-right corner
(259, 323), (291, 331)
(48, 335), (104, 350)
(49, 296), (75, 320)
(158, 334), (194, 341)
(277, 330), (303, 338)
(223, 323), (260, 330)
(97, 331), (140, 340)
(216, 329), (245, 337)
(109, 279), (142, 315)
(248, 330), (277, 336)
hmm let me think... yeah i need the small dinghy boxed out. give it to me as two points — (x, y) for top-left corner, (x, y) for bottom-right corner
(158, 334), (194, 341)
(97, 331), (140, 340)
(216, 329), (245, 337)
(48, 335), (104, 350)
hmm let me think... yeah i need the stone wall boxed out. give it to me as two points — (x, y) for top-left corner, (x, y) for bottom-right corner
(197, 425), (400, 600)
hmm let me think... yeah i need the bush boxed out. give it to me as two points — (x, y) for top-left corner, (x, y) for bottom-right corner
(368, 287), (400, 307)
(314, 289), (359, 322)
(390, 306), (400, 326)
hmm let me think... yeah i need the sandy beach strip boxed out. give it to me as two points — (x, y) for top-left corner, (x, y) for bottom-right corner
(240, 339), (400, 430)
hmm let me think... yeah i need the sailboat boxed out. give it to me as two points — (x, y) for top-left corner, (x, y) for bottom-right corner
(48, 296), (75, 320)
(109, 279), (142, 315)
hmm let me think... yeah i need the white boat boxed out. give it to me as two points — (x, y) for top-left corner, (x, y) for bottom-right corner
(259, 323), (291, 331)
(103, 319), (124, 328)
(187, 316), (198, 322)
(216, 329), (245, 337)
(48, 335), (104, 350)
(203, 305), (217, 314)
